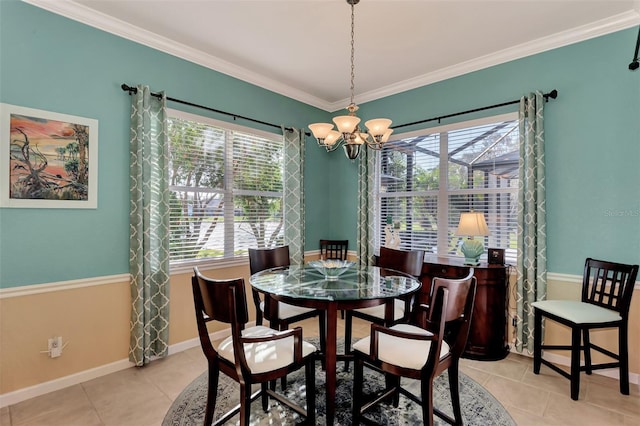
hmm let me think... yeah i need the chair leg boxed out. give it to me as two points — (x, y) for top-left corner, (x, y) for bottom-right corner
(344, 312), (353, 372)
(239, 382), (252, 426)
(204, 361), (219, 426)
(533, 309), (542, 374)
(582, 328), (592, 375)
(352, 355), (364, 425)
(261, 382), (268, 412)
(448, 363), (463, 425)
(619, 323), (630, 395)
(277, 322), (288, 391)
(420, 377), (435, 426)
(385, 373), (400, 407)
(305, 357), (316, 425)
(318, 311), (327, 370)
(570, 327), (581, 400)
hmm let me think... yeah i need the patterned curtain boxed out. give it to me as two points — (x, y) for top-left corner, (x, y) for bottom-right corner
(283, 127), (305, 264)
(357, 148), (377, 268)
(515, 91), (547, 354)
(129, 85), (171, 366)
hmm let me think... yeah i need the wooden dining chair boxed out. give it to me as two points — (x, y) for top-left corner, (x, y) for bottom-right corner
(192, 267), (316, 426)
(344, 246), (425, 370)
(320, 239), (349, 319)
(352, 271), (476, 425)
(319, 239), (349, 260)
(532, 258), (638, 400)
(248, 246), (326, 386)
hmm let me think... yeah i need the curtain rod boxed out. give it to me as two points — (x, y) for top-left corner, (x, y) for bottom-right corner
(122, 84), (558, 138)
(392, 89), (558, 131)
(629, 26), (639, 70)
(120, 84), (309, 136)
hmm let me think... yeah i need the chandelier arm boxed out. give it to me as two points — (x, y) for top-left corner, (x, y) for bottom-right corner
(324, 141), (344, 153)
(365, 141), (384, 150)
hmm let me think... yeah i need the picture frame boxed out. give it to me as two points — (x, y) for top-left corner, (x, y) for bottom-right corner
(0, 103), (98, 208)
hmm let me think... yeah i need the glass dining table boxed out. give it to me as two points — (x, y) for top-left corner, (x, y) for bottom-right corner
(249, 263), (422, 426)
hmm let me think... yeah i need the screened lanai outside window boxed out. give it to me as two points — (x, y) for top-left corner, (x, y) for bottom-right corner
(167, 110), (283, 264)
(377, 113), (519, 263)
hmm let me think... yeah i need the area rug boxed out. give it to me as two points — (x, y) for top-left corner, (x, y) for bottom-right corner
(163, 339), (515, 425)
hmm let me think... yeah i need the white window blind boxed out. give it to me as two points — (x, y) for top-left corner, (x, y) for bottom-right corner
(167, 111), (283, 264)
(377, 113), (519, 263)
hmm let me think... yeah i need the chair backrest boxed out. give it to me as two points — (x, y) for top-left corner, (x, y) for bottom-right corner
(192, 267), (249, 361)
(248, 246), (290, 275)
(320, 239), (348, 260)
(427, 271), (477, 357)
(193, 267), (249, 326)
(582, 258), (638, 316)
(377, 246), (425, 277)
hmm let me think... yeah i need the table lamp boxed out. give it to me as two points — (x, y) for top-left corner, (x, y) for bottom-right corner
(455, 211), (490, 265)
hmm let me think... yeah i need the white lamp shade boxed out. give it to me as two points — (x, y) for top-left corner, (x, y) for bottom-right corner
(352, 132), (366, 145)
(324, 130), (341, 146)
(456, 212), (490, 236)
(364, 118), (392, 136)
(333, 115), (361, 133)
(380, 128), (394, 143)
(309, 123), (334, 139)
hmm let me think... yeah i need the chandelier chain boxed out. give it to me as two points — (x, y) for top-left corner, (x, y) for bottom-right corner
(307, 0), (392, 160)
(350, 2), (355, 107)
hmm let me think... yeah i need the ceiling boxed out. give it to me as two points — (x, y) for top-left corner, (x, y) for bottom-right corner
(25, 0), (640, 112)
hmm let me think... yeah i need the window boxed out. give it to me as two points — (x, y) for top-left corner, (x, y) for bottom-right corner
(167, 110), (284, 265)
(376, 113), (519, 263)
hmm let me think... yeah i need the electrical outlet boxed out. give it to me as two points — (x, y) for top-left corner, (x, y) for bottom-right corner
(48, 336), (63, 358)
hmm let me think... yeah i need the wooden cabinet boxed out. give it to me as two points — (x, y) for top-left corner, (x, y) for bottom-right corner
(419, 257), (509, 360)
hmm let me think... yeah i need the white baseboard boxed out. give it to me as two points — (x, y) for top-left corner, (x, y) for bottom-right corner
(0, 327), (235, 408)
(0, 358), (134, 408)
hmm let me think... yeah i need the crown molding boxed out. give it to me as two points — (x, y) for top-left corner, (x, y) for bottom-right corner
(345, 9), (640, 111)
(23, 1), (640, 113)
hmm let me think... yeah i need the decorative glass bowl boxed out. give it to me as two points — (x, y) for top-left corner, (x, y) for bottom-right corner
(308, 260), (355, 280)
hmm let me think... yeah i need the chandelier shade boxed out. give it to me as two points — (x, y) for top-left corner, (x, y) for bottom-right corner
(308, 0), (392, 160)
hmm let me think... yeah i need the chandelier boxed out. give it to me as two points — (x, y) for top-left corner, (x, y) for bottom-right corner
(308, 0), (393, 160)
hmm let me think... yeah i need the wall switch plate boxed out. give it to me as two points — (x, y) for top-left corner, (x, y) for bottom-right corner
(48, 336), (63, 358)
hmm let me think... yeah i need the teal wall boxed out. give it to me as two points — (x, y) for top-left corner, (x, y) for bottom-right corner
(1, 1), (638, 287)
(337, 28), (640, 275)
(0, 1), (331, 287)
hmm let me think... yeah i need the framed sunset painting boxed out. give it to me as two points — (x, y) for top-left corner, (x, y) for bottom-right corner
(0, 103), (98, 208)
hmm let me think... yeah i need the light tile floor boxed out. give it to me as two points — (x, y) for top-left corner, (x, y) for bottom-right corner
(2, 317), (639, 425)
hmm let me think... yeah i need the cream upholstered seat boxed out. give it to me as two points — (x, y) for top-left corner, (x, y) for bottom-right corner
(531, 300), (622, 324)
(217, 325), (317, 374)
(259, 300), (316, 320)
(192, 267), (316, 426)
(349, 299), (406, 322)
(352, 323), (450, 369)
(352, 272), (476, 426)
(532, 258), (638, 401)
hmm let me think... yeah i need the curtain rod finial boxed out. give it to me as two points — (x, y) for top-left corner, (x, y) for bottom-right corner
(121, 83), (137, 94)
